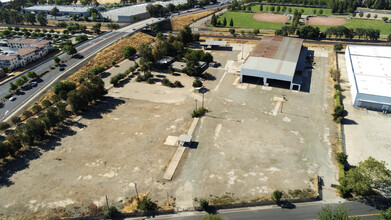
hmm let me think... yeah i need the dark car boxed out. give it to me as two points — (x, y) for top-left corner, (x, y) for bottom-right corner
(59, 67), (65, 71)
(72, 54), (84, 59)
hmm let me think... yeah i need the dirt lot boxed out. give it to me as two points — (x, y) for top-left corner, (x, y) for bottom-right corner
(253, 13), (288, 23)
(338, 53), (391, 169)
(0, 44), (340, 218)
(306, 16), (346, 26)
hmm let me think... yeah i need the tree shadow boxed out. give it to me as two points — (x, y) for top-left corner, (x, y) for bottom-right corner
(279, 201), (296, 209)
(360, 194), (391, 210)
(114, 78), (131, 88)
(204, 206), (218, 214)
(342, 118), (357, 125)
(100, 72), (111, 78)
(82, 97), (125, 120)
(0, 97), (124, 188)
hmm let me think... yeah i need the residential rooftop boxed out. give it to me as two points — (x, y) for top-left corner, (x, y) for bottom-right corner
(15, 47), (37, 56)
(0, 54), (18, 60)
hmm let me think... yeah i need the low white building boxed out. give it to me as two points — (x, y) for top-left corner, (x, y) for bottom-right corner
(345, 45), (391, 112)
(22, 5), (95, 17)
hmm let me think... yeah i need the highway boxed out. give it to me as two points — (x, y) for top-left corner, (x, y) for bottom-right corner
(0, 5), (222, 122)
(127, 201), (380, 220)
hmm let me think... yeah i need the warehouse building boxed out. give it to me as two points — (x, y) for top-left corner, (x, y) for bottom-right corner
(345, 45), (391, 112)
(101, 0), (187, 23)
(241, 36), (303, 90)
(22, 5), (95, 17)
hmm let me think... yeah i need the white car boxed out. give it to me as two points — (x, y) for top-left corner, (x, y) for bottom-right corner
(9, 96), (16, 101)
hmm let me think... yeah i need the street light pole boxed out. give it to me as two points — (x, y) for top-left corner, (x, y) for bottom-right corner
(134, 183), (139, 199)
(195, 99), (198, 110)
(202, 92), (205, 109)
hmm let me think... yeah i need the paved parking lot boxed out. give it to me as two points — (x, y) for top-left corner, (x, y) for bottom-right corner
(338, 54), (391, 169)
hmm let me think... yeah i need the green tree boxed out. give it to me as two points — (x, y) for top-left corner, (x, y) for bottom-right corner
(36, 12), (48, 26)
(24, 12), (36, 25)
(193, 78), (203, 87)
(211, 13), (217, 26)
(318, 205), (361, 220)
(51, 7), (59, 19)
(359, 12), (363, 18)
(271, 190), (283, 204)
(378, 207), (391, 220)
(137, 197), (157, 212)
(319, 9), (323, 15)
(9, 82), (17, 91)
(334, 43), (343, 52)
(26, 71), (38, 79)
(199, 199), (209, 210)
(229, 28), (235, 35)
(104, 206), (118, 218)
(41, 99), (52, 108)
(123, 46), (137, 58)
(92, 22), (101, 34)
(53, 56), (61, 64)
(229, 18), (234, 27)
(388, 34), (391, 42)
(75, 34), (88, 43)
(366, 13), (371, 19)
(335, 152), (348, 164)
(65, 45), (77, 55)
(223, 17), (227, 27)
(382, 17), (388, 22)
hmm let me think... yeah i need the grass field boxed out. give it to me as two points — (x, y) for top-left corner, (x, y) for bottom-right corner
(250, 4), (333, 16)
(217, 12), (285, 30)
(312, 18), (391, 34)
(218, 11), (391, 34)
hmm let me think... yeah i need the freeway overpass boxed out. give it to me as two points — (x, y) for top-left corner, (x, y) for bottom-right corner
(0, 4), (222, 122)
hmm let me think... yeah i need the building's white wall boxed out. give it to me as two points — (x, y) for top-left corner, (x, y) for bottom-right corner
(241, 68), (293, 83)
(356, 93), (391, 110)
(345, 47), (358, 105)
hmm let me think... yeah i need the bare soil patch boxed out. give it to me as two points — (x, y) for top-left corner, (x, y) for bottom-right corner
(252, 13), (287, 23)
(306, 16), (346, 26)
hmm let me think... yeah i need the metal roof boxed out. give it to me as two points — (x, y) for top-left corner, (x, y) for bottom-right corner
(200, 39), (227, 47)
(178, 134), (192, 143)
(101, 0), (187, 18)
(23, 4), (95, 13)
(346, 45), (391, 98)
(242, 37), (303, 78)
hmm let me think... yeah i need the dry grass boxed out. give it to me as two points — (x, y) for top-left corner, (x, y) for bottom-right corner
(199, 36), (259, 44)
(170, 9), (217, 30)
(39, 32), (155, 102)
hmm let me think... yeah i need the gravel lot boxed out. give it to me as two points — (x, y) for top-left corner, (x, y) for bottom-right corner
(0, 45), (341, 218)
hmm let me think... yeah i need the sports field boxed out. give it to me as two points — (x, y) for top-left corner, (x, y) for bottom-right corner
(217, 12), (391, 34)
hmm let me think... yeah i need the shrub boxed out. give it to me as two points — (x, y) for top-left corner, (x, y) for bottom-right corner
(137, 197), (157, 212)
(11, 116), (20, 125)
(23, 110), (33, 118)
(333, 43), (343, 52)
(333, 105), (344, 122)
(174, 81), (183, 87)
(193, 78), (203, 88)
(88, 66), (105, 75)
(192, 107), (208, 118)
(110, 73), (127, 85)
(199, 199), (209, 210)
(334, 84), (341, 91)
(104, 206), (118, 218)
(0, 122), (10, 130)
(271, 190), (283, 204)
(32, 105), (42, 114)
(4, 94), (13, 99)
(147, 78), (155, 84)
(336, 152), (348, 164)
(202, 72), (214, 80)
(41, 99), (52, 108)
(51, 94), (61, 103)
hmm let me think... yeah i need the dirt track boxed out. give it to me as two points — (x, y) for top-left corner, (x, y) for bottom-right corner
(307, 16), (346, 25)
(253, 13), (288, 23)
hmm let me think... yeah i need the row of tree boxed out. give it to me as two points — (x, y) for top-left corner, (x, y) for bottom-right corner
(260, 0), (390, 10)
(0, 9), (47, 25)
(0, 74), (107, 160)
(211, 14), (234, 27)
(276, 25), (381, 41)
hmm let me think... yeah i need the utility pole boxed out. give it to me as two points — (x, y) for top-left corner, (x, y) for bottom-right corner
(134, 182), (139, 200)
(195, 99), (198, 110)
(105, 195), (109, 208)
(242, 42), (244, 59)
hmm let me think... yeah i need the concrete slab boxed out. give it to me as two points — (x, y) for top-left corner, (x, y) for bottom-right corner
(163, 147), (186, 180)
(164, 136), (178, 146)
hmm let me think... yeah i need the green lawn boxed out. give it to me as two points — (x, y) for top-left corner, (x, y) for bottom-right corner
(311, 19), (391, 34)
(217, 12), (285, 30)
(217, 11), (391, 35)
(250, 4), (333, 16)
